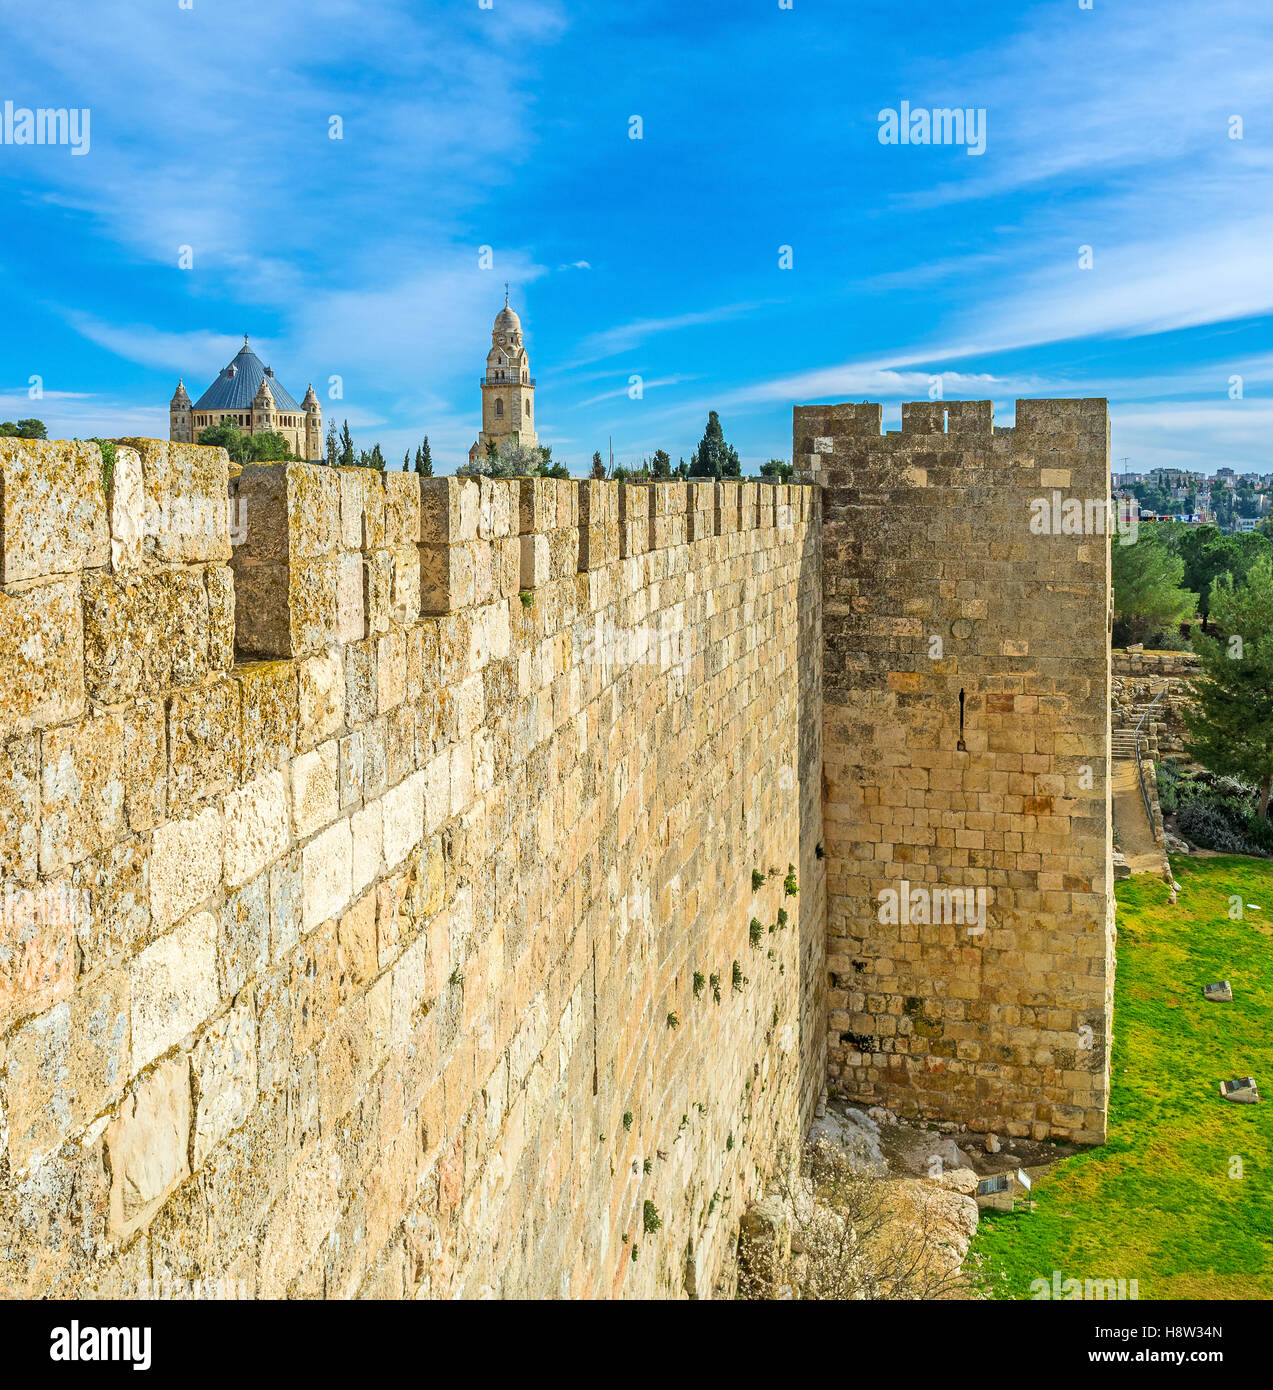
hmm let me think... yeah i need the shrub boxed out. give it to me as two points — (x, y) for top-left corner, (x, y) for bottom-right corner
(1176, 800), (1269, 856)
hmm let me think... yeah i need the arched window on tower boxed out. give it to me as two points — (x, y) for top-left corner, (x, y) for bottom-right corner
(495, 399), (503, 418)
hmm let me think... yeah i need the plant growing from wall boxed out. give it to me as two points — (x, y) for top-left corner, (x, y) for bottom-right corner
(693, 970), (706, 998)
(749, 918), (763, 948)
(784, 864), (799, 896)
(751, 869), (764, 891)
(710, 973), (722, 1004)
(643, 1200), (663, 1235)
(732, 961), (744, 992)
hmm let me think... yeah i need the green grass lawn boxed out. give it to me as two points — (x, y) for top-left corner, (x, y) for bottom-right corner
(969, 855), (1273, 1299)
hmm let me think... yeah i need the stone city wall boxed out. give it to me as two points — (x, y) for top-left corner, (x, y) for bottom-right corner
(0, 439), (824, 1298)
(799, 399), (1113, 1144)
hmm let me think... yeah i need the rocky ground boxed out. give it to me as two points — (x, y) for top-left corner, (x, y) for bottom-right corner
(737, 1099), (1077, 1299)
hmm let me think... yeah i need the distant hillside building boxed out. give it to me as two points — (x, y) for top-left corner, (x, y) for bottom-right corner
(468, 291), (538, 465)
(170, 336), (321, 460)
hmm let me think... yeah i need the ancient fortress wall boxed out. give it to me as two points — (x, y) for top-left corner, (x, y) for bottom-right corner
(798, 399), (1113, 1144)
(0, 438), (823, 1298)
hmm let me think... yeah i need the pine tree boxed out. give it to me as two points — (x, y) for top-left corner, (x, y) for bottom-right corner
(1111, 532), (1196, 645)
(1184, 556), (1273, 815)
(651, 449), (672, 479)
(403, 450), (411, 471)
(591, 450), (606, 479)
(368, 443), (386, 471)
(691, 411), (741, 480)
(325, 422), (339, 467)
(339, 420), (355, 469)
(415, 436), (433, 478)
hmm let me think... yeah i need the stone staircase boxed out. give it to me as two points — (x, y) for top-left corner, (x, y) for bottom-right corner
(1111, 728), (1141, 761)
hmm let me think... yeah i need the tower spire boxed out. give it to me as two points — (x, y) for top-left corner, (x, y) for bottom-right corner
(504, 282), (509, 308)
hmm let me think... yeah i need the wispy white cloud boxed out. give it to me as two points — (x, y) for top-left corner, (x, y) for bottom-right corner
(568, 302), (766, 366)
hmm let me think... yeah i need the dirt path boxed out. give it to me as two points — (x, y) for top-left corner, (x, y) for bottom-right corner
(1112, 760), (1167, 875)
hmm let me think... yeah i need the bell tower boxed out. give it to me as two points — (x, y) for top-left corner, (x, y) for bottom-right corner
(469, 287), (538, 464)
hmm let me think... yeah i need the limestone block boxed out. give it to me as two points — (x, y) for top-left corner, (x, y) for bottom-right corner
(618, 483), (651, 558)
(298, 648), (345, 748)
(2, 961), (129, 1174)
(238, 660), (298, 780)
(344, 639), (377, 730)
(377, 632), (407, 713)
(382, 770), (425, 870)
(0, 874), (73, 1026)
(336, 892), (378, 996)
(336, 551), (365, 643)
(0, 438), (110, 583)
(336, 467), (365, 550)
(339, 730), (364, 810)
(364, 550), (392, 636)
(478, 478), (517, 540)
(224, 769), (290, 888)
(419, 542), (474, 615)
(261, 852), (304, 974)
(230, 464), (341, 658)
(384, 704), (417, 787)
(291, 740), (339, 840)
(301, 818), (353, 931)
(81, 569), (210, 704)
(420, 476), (479, 545)
(389, 546), (421, 626)
(120, 697), (166, 833)
(520, 532), (550, 589)
(192, 995), (257, 1165)
(0, 732), (40, 882)
(206, 565), (235, 672)
(39, 712), (126, 874)
(150, 804), (224, 930)
(114, 439), (231, 563)
(383, 471), (421, 549)
(130, 910), (219, 1070)
(167, 678), (241, 814)
(76, 837), (151, 975)
(351, 800), (383, 897)
(106, 1055), (192, 1241)
(424, 753), (450, 834)
(287, 556), (339, 656)
(108, 445), (145, 572)
(0, 576), (84, 735)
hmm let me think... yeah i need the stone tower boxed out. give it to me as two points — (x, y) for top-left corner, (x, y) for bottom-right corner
(468, 288), (538, 465)
(251, 373), (277, 436)
(169, 379), (192, 444)
(303, 382), (323, 462)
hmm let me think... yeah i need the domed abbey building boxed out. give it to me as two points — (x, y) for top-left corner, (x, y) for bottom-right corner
(468, 291), (538, 464)
(170, 336), (322, 461)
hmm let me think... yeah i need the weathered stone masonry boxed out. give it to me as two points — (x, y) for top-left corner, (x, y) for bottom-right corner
(0, 397), (1111, 1298)
(0, 438), (824, 1298)
(797, 399), (1113, 1144)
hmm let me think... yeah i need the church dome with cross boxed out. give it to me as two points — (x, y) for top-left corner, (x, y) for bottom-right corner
(169, 335), (323, 461)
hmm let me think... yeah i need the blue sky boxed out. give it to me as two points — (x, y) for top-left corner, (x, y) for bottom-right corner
(1, 0), (1271, 474)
